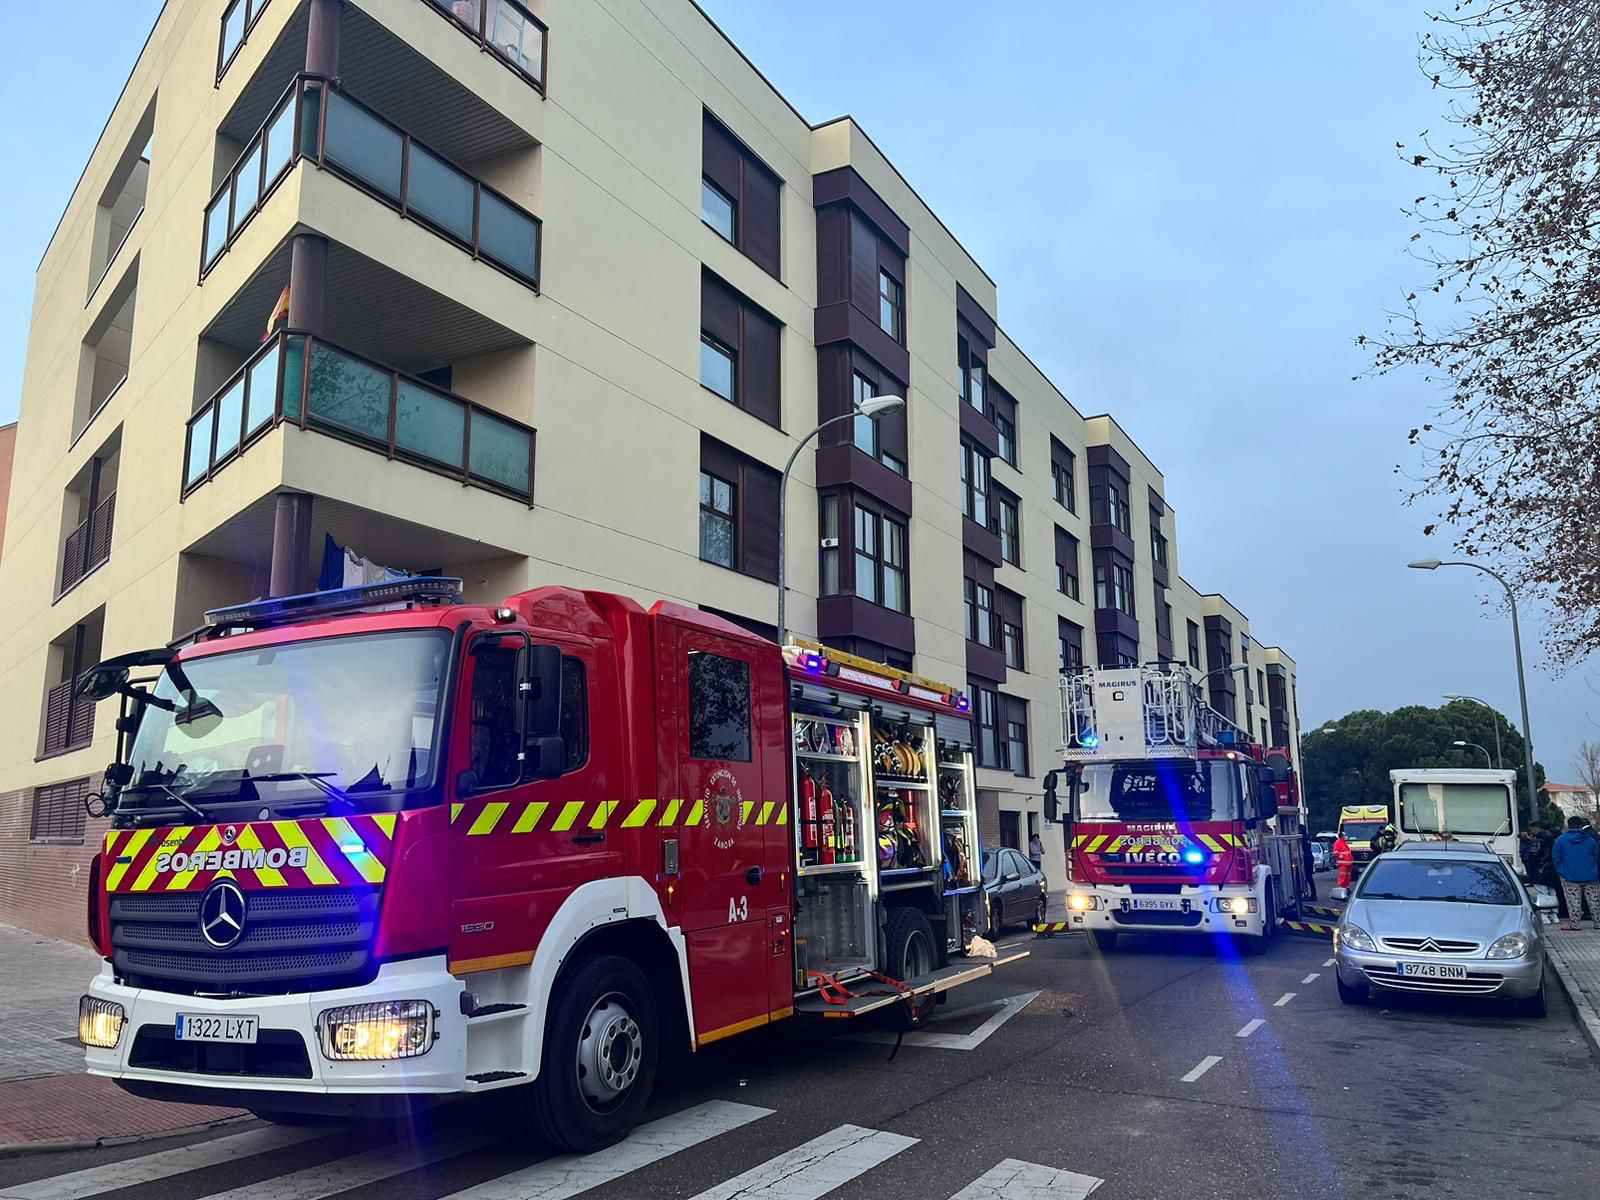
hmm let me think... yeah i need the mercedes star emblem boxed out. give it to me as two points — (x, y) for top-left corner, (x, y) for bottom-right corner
(199, 880), (247, 949)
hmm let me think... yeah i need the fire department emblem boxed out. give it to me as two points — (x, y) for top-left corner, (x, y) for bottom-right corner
(222, 825), (238, 845)
(705, 768), (744, 851)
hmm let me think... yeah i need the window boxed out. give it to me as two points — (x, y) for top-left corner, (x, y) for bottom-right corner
(1090, 478), (1130, 536)
(1094, 555), (1135, 616)
(470, 639), (523, 790)
(999, 588), (1025, 670)
(964, 576), (997, 647)
(699, 336), (735, 401)
(689, 652), (752, 760)
(960, 440), (991, 528)
(219, 1), (269, 80)
(702, 111), (782, 278)
(1005, 697), (1030, 777)
(1257, 670), (1266, 701)
(973, 682), (1003, 769)
(1151, 511), (1169, 567)
(701, 177), (736, 242)
(1055, 528), (1080, 601)
(701, 272), (782, 426)
(997, 490), (1021, 566)
(852, 371), (905, 474)
(1187, 620), (1202, 669)
(853, 504), (909, 612)
(992, 386), (1017, 468)
(1050, 438), (1076, 512)
(820, 494), (841, 596)
(878, 268), (904, 343)
(30, 778), (90, 844)
(1059, 618), (1084, 673)
(958, 334), (986, 414)
(699, 470), (736, 568)
(558, 657), (589, 771)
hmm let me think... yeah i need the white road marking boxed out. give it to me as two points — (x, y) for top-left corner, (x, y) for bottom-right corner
(442, 1100), (772, 1200)
(1235, 1018), (1265, 1038)
(1323, 958), (1335, 967)
(203, 1128), (505, 1200)
(687, 1124), (917, 1200)
(1302, 972), (1321, 984)
(1181, 1055), (1222, 1083)
(947, 1157), (1105, 1198)
(847, 992), (1042, 1052)
(0, 1125), (322, 1200)
(1274, 992), (1297, 1007)
(997, 942), (1024, 951)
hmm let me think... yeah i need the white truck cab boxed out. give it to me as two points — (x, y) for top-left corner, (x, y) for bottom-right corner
(1389, 768), (1520, 875)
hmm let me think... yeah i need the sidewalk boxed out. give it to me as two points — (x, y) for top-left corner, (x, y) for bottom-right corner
(1545, 924), (1600, 1057)
(0, 924), (243, 1156)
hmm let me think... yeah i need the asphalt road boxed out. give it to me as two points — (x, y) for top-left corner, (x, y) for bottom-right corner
(4, 915), (1598, 1200)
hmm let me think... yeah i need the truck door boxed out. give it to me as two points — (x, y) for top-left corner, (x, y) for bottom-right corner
(656, 622), (790, 1043)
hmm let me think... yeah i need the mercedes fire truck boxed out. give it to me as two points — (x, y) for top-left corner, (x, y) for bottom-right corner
(74, 578), (1019, 1151)
(1051, 664), (1308, 952)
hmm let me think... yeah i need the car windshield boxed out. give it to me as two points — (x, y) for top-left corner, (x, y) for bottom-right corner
(1398, 782), (1514, 837)
(1341, 821), (1385, 841)
(1075, 760), (1242, 823)
(1357, 858), (1520, 905)
(120, 630), (450, 815)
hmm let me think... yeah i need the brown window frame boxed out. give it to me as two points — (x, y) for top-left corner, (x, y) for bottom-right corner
(1055, 527), (1080, 601)
(698, 467), (737, 569)
(1005, 697), (1031, 778)
(702, 111), (782, 279)
(1151, 509), (1169, 567)
(999, 588), (1025, 671)
(1187, 620), (1202, 669)
(992, 386), (1018, 468)
(1051, 438), (1077, 513)
(851, 371), (905, 475)
(701, 176), (737, 243)
(700, 272), (781, 428)
(853, 501), (909, 613)
(964, 575), (997, 649)
(997, 489), (1021, 566)
(960, 439), (992, 528)
(972, 680), (1004, 769)
(958, 333), (987, 416)
(1094, 555), (1135, 617)
(699, 333), (736, 402)
(1058, 618), (1085, 674)
(878, 267), (904, 344)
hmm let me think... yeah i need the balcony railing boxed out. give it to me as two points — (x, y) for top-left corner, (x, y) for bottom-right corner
(183, 330), (537, 503)
(202, 75), (541, 288)
(218, 0), (271, 84)
(425, 0), (548, 93)
(41, 678), (94, 758)
(59, 492), (116, 597)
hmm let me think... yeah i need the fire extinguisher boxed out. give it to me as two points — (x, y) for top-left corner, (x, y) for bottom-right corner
(837, 793), (854, 863)
(819, 778), (836, 865)
(800, 770), (818, 860)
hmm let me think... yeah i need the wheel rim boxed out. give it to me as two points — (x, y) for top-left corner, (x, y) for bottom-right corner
(902, 929), (933, 979)
(575, 991), (644, 1112)
(991, 902), (1003, 933)
(1036, 897), (1047, 925)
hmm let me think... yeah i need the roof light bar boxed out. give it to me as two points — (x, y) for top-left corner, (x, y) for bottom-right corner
(204, 576), (464, 628)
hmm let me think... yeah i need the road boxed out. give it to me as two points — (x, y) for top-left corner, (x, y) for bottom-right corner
(5, 921), (1599, 1200)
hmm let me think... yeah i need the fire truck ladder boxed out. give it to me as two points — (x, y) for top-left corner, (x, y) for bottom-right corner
(1060, 663), (1234, 759)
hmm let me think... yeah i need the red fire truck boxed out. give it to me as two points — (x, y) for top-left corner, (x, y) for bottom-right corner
(73, 578), (1017, 1150)
(1049, 665), (1308, 953)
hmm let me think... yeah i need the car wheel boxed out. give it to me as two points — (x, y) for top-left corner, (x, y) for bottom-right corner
(1515, 970), (1549, 1019)
(989, 898), (1005, 937)
(1034, 895), (1047, 929)
(1086, 930), (1119, 952)
(1336, 974), (1369, 1006)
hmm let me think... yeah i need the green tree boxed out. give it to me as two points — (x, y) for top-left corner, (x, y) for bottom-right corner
(1302, 700), (1548, 833)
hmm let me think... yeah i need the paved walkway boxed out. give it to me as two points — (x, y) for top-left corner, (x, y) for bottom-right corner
(1546, 924), (1600, 1056)
(0, 924), (243, 1155)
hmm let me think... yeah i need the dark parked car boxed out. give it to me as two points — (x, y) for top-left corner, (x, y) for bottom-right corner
(982, 847), (1047, 934)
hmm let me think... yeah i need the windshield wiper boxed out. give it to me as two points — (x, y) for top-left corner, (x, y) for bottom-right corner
(245, 771), (344, 802)
(144, 781), (207, 822)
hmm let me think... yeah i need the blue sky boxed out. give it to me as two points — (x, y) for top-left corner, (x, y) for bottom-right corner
(2, 1), (1595, 782)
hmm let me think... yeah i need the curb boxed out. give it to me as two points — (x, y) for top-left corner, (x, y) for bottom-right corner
(1546, 941), (1600, 1059)
(0, 1114), (250, 1161)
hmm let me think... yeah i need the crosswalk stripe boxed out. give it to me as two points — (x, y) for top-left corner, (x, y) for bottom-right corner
(686, 1124), (917, 1200)
(438, 1099), (773, 1200)
(948, 1157), (1104, 1198)
(0, 1125), (323, 1200)
(201, 1127), (503, 1200)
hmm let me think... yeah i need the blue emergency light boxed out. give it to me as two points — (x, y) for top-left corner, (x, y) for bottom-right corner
(1183, 847), (1207, 865)
(203, 576), (464, 628)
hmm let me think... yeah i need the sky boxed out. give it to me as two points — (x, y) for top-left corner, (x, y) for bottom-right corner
(1, 1), (1595, 782)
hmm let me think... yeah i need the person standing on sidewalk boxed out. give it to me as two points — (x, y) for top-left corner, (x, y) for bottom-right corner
(1552, 816), (1600, 931)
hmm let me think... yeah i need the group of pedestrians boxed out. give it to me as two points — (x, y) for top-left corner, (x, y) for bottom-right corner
(1522, 817), (1600, 930)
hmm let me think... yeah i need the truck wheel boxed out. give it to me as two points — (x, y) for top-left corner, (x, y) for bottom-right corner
(523, 954), (658, 1153)
(1237, 885), (1276, 957)
(884, 908), (937, 1029)
(1086, 930), (1119, 952)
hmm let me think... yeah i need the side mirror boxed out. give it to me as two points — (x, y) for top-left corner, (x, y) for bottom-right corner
(1329, 886), (1349, 902)
(526, 644), (562, 737)
(103, 762), (133, 789)
(78, 665), (130, 702)
(1004, 871), (1021, 883)
(525, 735), (565, 781)
(455, 769), (480, 800)
(1042, 770), (1060, 823)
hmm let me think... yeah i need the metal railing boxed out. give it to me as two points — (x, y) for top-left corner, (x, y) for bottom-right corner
(218, 0), (271, 83)
(201, 74), (541, 288)
(58, 492), (116, 596)
(183, 329), (537, 503)
(424, 0), (548, 92)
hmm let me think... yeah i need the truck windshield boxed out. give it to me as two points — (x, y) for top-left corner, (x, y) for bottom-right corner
(1398, 782), (1514, 837)
(120, 630), (450, 815)
(1075, 761), (1242, 823)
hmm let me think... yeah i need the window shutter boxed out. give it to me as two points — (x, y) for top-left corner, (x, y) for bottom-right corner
(700, 435), (741, 484)
(998, 588), (1023, 628)
(815, 206), (850, 306)
(742, 162), (781, 278)
(740, 461), (780, 583)
(849, 212), (878, 318)
(701, 272), (739, 348)
(741, 304), (782, 428)
(702, 114), (742, 198)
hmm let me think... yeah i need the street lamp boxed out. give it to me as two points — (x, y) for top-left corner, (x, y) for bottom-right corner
(776, 396), (906, 644)
(1409, 558), (1538, 824)
(1452, 739), (1492, 768)
(1443, 693), (1504, 768)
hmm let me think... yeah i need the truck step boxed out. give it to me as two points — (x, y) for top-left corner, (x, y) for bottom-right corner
(1279, 917), (1336, 939)
(466, 1070), (527, 1084)
(467, 1002), (528, 1019)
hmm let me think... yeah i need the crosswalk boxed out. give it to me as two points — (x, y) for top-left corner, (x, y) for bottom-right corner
(0, 1099), (1106, 1200)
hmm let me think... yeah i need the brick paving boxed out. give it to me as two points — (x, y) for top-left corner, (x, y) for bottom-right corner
(1546, 925), (1600, 1056)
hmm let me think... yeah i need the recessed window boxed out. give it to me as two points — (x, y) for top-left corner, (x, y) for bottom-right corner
(992, 387), (1017, 468)
(964, 577), (996, 648)
(998, 492), (1020, 566)
(999, 589), (1025, 670)
(820, 495), (841, 595)
(701, 178), (736, 242)
(850, 369), (905, 474)
(1094, 556), (1135, 616)
(879, 269), (904, 343)
(1006, 700), (1030, 777)
(973, 682), (1003, 769)
(960, 440), (990, 528)
(958, 335), (986, 414)
(1055, 528), (1080, 601)
(1151, 510), (1169, 567)
(1051, 438), (1076, 513)
(1059, 619), (1084, 673)
(1187, 620), (1202, 669)
(700, 436), (779, 582)
(700, 335), (735, 401)
(699, 469), (735, 567)
(852, 505), (906, 611)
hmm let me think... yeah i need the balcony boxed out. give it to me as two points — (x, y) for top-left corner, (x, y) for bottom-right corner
(202, 75), (540, 287)
(59, 494), (116, 596)
(184, 330), (536, 504)
(39, 612), (103, 760)
(423, 0), (547, 93)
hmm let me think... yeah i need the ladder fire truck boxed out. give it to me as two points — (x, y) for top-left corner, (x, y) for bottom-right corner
(1049, 664), (1309, 952)
(73, 579), (1020, 1151)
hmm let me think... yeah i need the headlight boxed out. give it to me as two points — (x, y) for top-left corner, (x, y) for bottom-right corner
(1067, 893), (1098, 911)
(79, 996), (125, 1049)
(1209, 897), (1258, 914)
(318, 1000), (436, 1061)
(1337, 923), (1377, 953)
(1486, 932), (1530, 960)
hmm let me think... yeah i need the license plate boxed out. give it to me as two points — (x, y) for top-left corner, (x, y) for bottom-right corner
(1126, 897), (1184, 912)
(175, 1013), (259, 1044)
(1396, 962), (1467, 980)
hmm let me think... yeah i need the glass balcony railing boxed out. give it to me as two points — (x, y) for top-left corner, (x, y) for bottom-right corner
(425, 0), (547, 92)
(183, 330), (537, 503)
(202, 75), (541, 288)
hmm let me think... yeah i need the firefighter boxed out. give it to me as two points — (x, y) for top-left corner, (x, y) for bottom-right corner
(1333, 832), (1354, 890)
(1370, 821), (1399, 856)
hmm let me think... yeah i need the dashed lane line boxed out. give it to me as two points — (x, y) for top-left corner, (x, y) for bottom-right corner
(1235, 1019), (1265, 1038)
(1274, 992), (1297, 1007)
(1302, 973), (1321, 984)
(1323, 958), (1335, 967)
(1180, 1055), (1222, 1083)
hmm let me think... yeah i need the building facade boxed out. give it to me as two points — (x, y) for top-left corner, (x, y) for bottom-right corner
(0, 0), (1301, 940)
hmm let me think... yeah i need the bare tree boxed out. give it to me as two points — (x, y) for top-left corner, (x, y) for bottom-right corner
(1568, 740), (1600, 819)
(1365, 0), (1600, 664)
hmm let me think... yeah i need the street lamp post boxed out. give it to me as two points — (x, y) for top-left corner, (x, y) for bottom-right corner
(1452, 739), (1492, 768)
(1409, 559), (1538, 825)
(777, 396), (906, 645)
(1443, 693), (1504, 769)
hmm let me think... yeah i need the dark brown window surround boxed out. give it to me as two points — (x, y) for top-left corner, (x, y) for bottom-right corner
(972, 680), (1003, 769)
(998, 587), (1025, 671)
(703, 111), (781, 279)
(1093, 551), (1136, 618)
(851, 498), (908, 614)
(958, 331), (987, 418)
(878, 268), (904, 344)
(1187, 619), (1203, 669)
(699, 467), (736, 569)
(1205, 615), (1238, 721)
(30, 777), (91, 845)
(814, 168), (911, 384)
(963, 552), (1007, 682)
(1150, 510), (1169, 568)
(1097, 630), (1139, 670)
(1005, 695), (1031, 778)
(996, 486), (1021, 567)
(1050, 437), (1077, 513)
(1059, 618), (1085, 673)
(700, 436), (779, 584)
(992, 384), (1017, 469)
(817, 489), (916, 656)
(1055, 527), (1080, 601)
(425, 0), (550, 95)
(58, 452), (116, 600)
(1089, 475), (1131, 538)
(959, 439), (992, 530)
(39, 623), (98, 760)
(964, 575), (997, 650)
(702, 271), (782, 428)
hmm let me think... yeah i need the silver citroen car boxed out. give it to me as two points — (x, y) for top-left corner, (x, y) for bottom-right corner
(1331, 841), (1556, 1017)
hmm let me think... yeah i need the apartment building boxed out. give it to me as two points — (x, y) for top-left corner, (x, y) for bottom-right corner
(0, 0), (1301, 940)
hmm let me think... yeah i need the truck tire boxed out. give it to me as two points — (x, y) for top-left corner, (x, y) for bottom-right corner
(1086, 930), (1118, 952)
(884, 908), (937, 1029)
(1238, 885), (1276, 957)
(523, 953), (659, 1153)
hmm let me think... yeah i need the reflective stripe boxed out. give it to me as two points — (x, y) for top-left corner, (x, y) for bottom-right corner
(552, 800), (585, 832)
(450, 803), (463, 823)
(372, 813), (397, 837)
(277, 820), (338, 885)
(236, 824), (286, 888)
(776, 803), (788, 826)
(757, 801), (775, 826)
(686, 799), (705, 826)
(740, 801), (754, 826)
(590, 800), (619, 830)
(512, 801), (548, 833)
(660, 799), (683, 827)
(623, 799), (657, 828)
(104, 828), (151, 891)
(164, 827), (223, 891)
(468, 803), (508, 837)
(324, 817), (385, 883)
